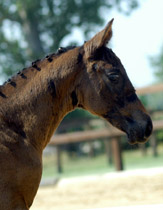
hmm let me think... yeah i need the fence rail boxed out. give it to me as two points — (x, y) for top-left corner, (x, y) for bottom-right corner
(50, 120), (163, 146)
(136, 83), (163, 95)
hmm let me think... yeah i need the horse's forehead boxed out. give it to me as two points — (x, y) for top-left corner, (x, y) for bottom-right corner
(92, 47), (121, 67)
(103, 48), (121, 66)
(92, 48), (126, 75)
(92, 47), (135, 91)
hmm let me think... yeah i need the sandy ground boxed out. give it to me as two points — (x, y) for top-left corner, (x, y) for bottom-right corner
(31, 168), (163, 210)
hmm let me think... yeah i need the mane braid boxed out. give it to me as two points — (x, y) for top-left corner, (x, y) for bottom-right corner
(1, 45), (77, 87)
(32, 59), (41, 71)
(56, 46), (76, 55)
(46, 46), (76, 62)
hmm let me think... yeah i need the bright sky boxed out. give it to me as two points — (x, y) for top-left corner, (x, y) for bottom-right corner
(107, 0), (163, 88)
(62, 0), (163, 88)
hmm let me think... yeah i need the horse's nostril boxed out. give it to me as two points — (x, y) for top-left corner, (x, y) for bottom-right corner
(145, 119), (153, 138)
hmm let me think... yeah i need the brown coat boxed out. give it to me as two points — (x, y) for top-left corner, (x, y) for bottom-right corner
(0, 19), (152, 209)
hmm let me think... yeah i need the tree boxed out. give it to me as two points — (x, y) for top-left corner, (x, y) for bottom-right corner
(0, 0), (139, 80)
(150, 46), (163, 145)
(150, 46), (163, 81)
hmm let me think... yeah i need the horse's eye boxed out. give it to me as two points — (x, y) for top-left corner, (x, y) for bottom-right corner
(107, 73), (119, 83)
(92, 63), (98, 71)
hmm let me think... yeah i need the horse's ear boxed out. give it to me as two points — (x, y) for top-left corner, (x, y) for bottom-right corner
(84, 18), (114, 58)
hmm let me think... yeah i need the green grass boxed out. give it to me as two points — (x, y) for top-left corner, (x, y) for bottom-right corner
(42, 145), (163, 179)
(123, 147), (163, 169)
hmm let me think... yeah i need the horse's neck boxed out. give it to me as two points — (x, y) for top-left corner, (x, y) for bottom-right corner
(0, 47), (82, 151)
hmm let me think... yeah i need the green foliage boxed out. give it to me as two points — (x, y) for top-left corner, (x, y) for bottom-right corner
(65, 109), (93, 120)
(150, 46), (163, 81)
(0, 0), (139, 80)
(156, 131), (163, 143)
(140, 92), (163, 112)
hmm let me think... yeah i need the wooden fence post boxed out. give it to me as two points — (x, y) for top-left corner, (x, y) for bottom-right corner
(111, 137), (123, 171)
(56, 146), (63, 173)
(150, 134), (158, 157)
(104, 139), (113, 165)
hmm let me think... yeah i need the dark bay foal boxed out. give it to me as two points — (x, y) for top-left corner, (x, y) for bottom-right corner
(0, 19), (152, 209)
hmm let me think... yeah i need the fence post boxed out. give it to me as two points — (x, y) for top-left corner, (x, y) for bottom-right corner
(56, 146), (63, 173)
(150, 134), (158, 157)
(111, 137), (123, 171)
(104, 139), (113, 165)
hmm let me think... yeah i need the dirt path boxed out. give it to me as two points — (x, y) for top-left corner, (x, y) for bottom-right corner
(31, 168), (163, 210)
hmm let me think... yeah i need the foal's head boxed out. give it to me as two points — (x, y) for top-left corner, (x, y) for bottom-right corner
(79, 19), (152, 144)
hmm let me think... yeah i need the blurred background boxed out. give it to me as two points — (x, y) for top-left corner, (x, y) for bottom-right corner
(0, 0), (163, 209)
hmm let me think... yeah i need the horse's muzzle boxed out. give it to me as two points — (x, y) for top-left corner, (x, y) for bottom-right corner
(126, 116), (153, 145)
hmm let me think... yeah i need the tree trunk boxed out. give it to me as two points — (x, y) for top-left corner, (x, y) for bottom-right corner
(18, 8), (44, 58)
